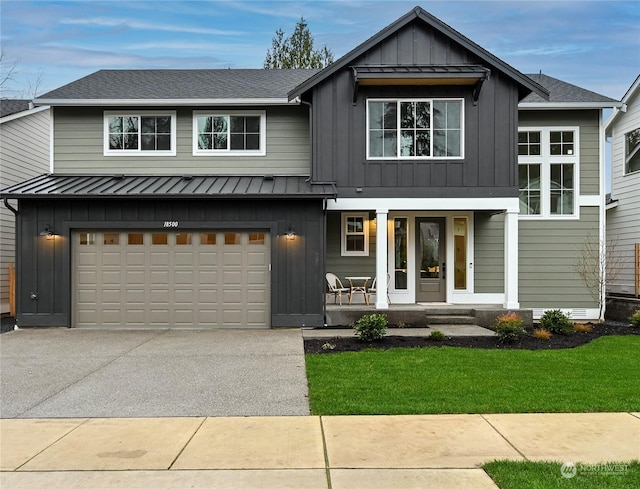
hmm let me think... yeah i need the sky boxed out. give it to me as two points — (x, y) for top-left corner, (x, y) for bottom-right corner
(1, 0), (639, 101)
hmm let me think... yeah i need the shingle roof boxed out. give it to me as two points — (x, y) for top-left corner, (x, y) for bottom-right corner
(521, 74), (619, 105)
(0, 99), (31, 118)
(35, 69), (319, 103)
(0, 174), (337, 199)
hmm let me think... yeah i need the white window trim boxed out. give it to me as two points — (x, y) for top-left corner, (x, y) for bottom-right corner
(624, 127), (640, 175)
(518, 126), (580, 220)
(366, 98), (465, 161)
(341, 212), (369, 256)
(192, 110), (266, 156)
(103, 110), (177, 156)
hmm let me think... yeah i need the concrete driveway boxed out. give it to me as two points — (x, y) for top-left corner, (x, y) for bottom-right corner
(0, 328), (310, 418)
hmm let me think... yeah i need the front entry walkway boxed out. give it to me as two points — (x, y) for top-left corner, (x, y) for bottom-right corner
(0, 328), (309, 418)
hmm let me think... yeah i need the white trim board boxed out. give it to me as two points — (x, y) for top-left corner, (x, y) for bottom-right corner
(328, 197), (520, 212)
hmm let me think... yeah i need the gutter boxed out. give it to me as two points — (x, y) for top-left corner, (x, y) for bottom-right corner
(32, 98), (299, 107)
(519, 102), (623, 110)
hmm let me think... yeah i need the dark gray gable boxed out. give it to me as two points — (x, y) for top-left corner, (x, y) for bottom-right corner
(288, 6), (548, 101)
(35, 69), (319, 102)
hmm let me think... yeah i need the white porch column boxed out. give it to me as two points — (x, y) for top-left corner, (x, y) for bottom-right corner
(375, 209), (389, 310)
(504, 209), (519, 309)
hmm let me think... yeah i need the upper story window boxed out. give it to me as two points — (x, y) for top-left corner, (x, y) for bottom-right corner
(104, 111), (176, 156)
(193, 110), (266, 156)
(367, 99), (463, 159)
(625, 128), (640, 174)
(518, 127), (579, 218)
(341, 213), (369, 256)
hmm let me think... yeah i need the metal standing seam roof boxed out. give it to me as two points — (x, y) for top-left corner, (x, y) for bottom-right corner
(0, 174), (337, 199)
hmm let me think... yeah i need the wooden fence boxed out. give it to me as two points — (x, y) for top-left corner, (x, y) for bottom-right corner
(9, 263), (15, 316)
(636, 243), (639, 298)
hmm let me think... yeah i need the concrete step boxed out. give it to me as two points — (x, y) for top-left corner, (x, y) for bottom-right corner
(422, 308), (474, 316)
(425, 315), (477, 325)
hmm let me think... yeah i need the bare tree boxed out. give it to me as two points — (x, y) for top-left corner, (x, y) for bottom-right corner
(573, 231), (626, 321)
(0, 47), (18, 91)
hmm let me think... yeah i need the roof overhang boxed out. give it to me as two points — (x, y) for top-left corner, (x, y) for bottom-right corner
(351, 65), (490, 104)
(32, 98), (298, 107)
(0, 174), (337, 200)
(520, 102), (623, 110)
(0, 105), (49, 124)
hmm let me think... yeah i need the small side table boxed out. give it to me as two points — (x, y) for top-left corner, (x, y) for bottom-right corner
(345, 276), (371, 305)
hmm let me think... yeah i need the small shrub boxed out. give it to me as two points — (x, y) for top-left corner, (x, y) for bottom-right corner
(353, 313), (388, 342)
(321, 342), (336, 350)
(493, 312), (526, 343)
(573, 323), (593, 333)
(630, 310), (640, 328)
(539, 309), (574, 335)
(395, 320), (410, 328)
(428, 330), (446, 341)
(532, 328), (552, 340)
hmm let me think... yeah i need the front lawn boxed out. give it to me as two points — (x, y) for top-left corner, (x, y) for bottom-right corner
(483, 460), (640, 489)
(305, 336), (640, 415)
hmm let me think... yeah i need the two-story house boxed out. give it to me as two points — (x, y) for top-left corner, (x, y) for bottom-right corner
(1, 7), (619, 329)
(605, 75), (640, 300)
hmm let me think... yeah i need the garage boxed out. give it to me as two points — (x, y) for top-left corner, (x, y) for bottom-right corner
(73, 230), (270, 328)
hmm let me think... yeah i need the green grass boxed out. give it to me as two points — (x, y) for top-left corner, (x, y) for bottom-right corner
(483, 460), (640, 489)
(305, 336), (640, 415)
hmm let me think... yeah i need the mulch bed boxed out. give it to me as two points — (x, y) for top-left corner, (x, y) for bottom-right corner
(304, 322), (640, 354)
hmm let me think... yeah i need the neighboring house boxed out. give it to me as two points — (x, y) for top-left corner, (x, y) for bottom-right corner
(0, 7), (620, 328)
(0, 100), (50, 316)
(605, 75), (640, 297)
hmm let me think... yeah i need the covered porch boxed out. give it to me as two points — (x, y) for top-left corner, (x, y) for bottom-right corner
(324, 197), (521, 313)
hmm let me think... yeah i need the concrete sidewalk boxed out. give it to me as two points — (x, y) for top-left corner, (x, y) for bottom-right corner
(2, 413), (639, 488)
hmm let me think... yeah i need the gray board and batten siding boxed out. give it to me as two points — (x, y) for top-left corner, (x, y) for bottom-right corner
(52, 105), (311, 176)
(13, 198), (326, 328)
(305, 20), (521, 199)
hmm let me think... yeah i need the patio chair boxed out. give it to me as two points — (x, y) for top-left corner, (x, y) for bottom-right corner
(326, 272), (350, 305)
(367, 273), (391, 305)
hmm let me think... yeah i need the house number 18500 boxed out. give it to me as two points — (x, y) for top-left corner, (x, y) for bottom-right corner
(163, 221), (179, 228)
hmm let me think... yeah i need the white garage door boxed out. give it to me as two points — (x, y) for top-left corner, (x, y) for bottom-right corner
(73, 230), (270, 328)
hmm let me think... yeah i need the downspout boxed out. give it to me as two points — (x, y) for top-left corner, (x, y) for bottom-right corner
(3, 198), (18, 215)
(300, 96), (330, 327)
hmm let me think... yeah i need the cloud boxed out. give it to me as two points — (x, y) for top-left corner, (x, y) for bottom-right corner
(60, 17), (245, 36)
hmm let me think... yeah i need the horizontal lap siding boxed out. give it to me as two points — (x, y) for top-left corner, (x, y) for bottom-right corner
(607, 88), (640, 294)
(0, 109), (50, 313)
(53, 106), (311, 175)
(519, 207), (599, 309)
(474, 213), (504, 293)
(518, 109), (601, 195)
(325, 212), (377, 284)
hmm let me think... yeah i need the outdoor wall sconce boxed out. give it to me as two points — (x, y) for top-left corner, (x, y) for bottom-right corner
(285, 224), (296, 240)
(39, 224), (54, 239)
